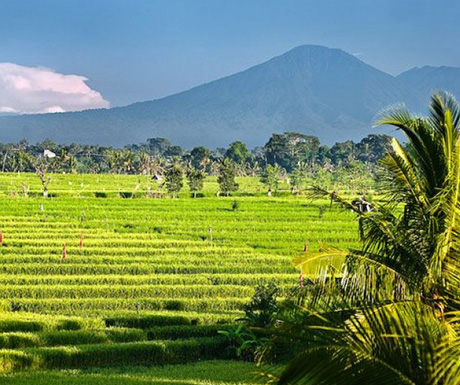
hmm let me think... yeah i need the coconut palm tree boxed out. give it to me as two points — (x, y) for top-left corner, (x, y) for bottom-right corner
(303, 91), (460, 303)
(260, 92), (460, 385)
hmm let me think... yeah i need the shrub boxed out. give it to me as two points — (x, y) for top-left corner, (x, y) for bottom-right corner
(242, 282), (280, 328)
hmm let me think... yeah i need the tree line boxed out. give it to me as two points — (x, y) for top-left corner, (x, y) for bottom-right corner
(0, 132), (391, 174)
(0, 132), (392, 196)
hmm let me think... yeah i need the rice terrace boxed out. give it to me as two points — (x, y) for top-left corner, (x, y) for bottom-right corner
(2, 1), (460, 385)
(0, 173), (358, 383)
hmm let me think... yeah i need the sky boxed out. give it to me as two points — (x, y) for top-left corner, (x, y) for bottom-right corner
(0, 0), (459, 112)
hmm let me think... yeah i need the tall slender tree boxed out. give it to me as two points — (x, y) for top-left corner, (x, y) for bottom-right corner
(186, 166), (206, 198)
(217, 158), (238, 196)
(164, 162), (183, 198)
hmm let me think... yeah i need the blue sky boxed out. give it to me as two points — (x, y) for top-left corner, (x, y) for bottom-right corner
(1, 0), (459, 108)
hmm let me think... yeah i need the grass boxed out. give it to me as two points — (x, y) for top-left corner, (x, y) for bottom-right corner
(0, 360), (259, 385)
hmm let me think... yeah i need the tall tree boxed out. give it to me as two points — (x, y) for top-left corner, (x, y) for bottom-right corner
(217, 158), (238, 196)
(260, 164), (282, 193)
(356, 134), (393, 163)
(147, 137), (171, 156)
(225, 141), (251, 164)
(29, 155), (52, 197)
(289, 163), (308, 193)
(186, 166), (206, 198)
(164, 162), (183, 198)
(190, 146), (211, 171)
(264, 132), (320, 172)
(329, 139), (355, 166)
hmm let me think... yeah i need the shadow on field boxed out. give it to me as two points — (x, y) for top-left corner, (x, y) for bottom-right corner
(0, 361), (260, 385)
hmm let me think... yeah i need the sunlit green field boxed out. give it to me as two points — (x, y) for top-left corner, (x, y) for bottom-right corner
(0, 172), (360, 383)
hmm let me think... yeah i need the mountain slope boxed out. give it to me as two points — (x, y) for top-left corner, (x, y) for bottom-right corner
(397, 66), (460, 112)
(0, 45), (455, 148)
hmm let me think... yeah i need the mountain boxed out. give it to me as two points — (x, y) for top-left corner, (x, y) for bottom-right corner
(397, 66), (460, 111)
(0, 45), (457, 148)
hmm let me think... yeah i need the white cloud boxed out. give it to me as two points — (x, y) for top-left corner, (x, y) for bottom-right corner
(0, 63), (110, 114)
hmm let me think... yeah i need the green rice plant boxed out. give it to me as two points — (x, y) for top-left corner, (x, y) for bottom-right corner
(41, 328), (146, 346)
(0, 172), (364, 373)
(0, 333), (42, 349)
(104, 314), (194, 328)
(146, 325), (230, 340)
(26, 337), (229, 369)
(0, 350), (36, 371)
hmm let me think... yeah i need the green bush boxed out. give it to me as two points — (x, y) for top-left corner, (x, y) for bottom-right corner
(242, 282), (280, 328)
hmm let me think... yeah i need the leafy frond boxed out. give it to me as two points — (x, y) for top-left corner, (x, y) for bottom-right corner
(269, 302), (445, 385)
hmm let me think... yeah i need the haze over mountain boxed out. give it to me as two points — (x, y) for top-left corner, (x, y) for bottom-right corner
(0, 45), (459, 148)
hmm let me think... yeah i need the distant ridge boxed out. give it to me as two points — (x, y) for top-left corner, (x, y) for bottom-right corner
(0, 45), (459, 148)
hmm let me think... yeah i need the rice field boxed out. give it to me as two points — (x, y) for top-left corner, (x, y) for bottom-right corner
(0, 172), (360, 382)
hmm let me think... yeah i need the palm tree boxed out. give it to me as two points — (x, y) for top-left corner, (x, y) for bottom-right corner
(260, 92), (460, 385)
(138, 152), (151, 175)
(305, 91), (460, 303)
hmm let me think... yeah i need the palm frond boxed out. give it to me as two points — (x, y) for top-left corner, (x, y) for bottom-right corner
(270, 302), (443, 385)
